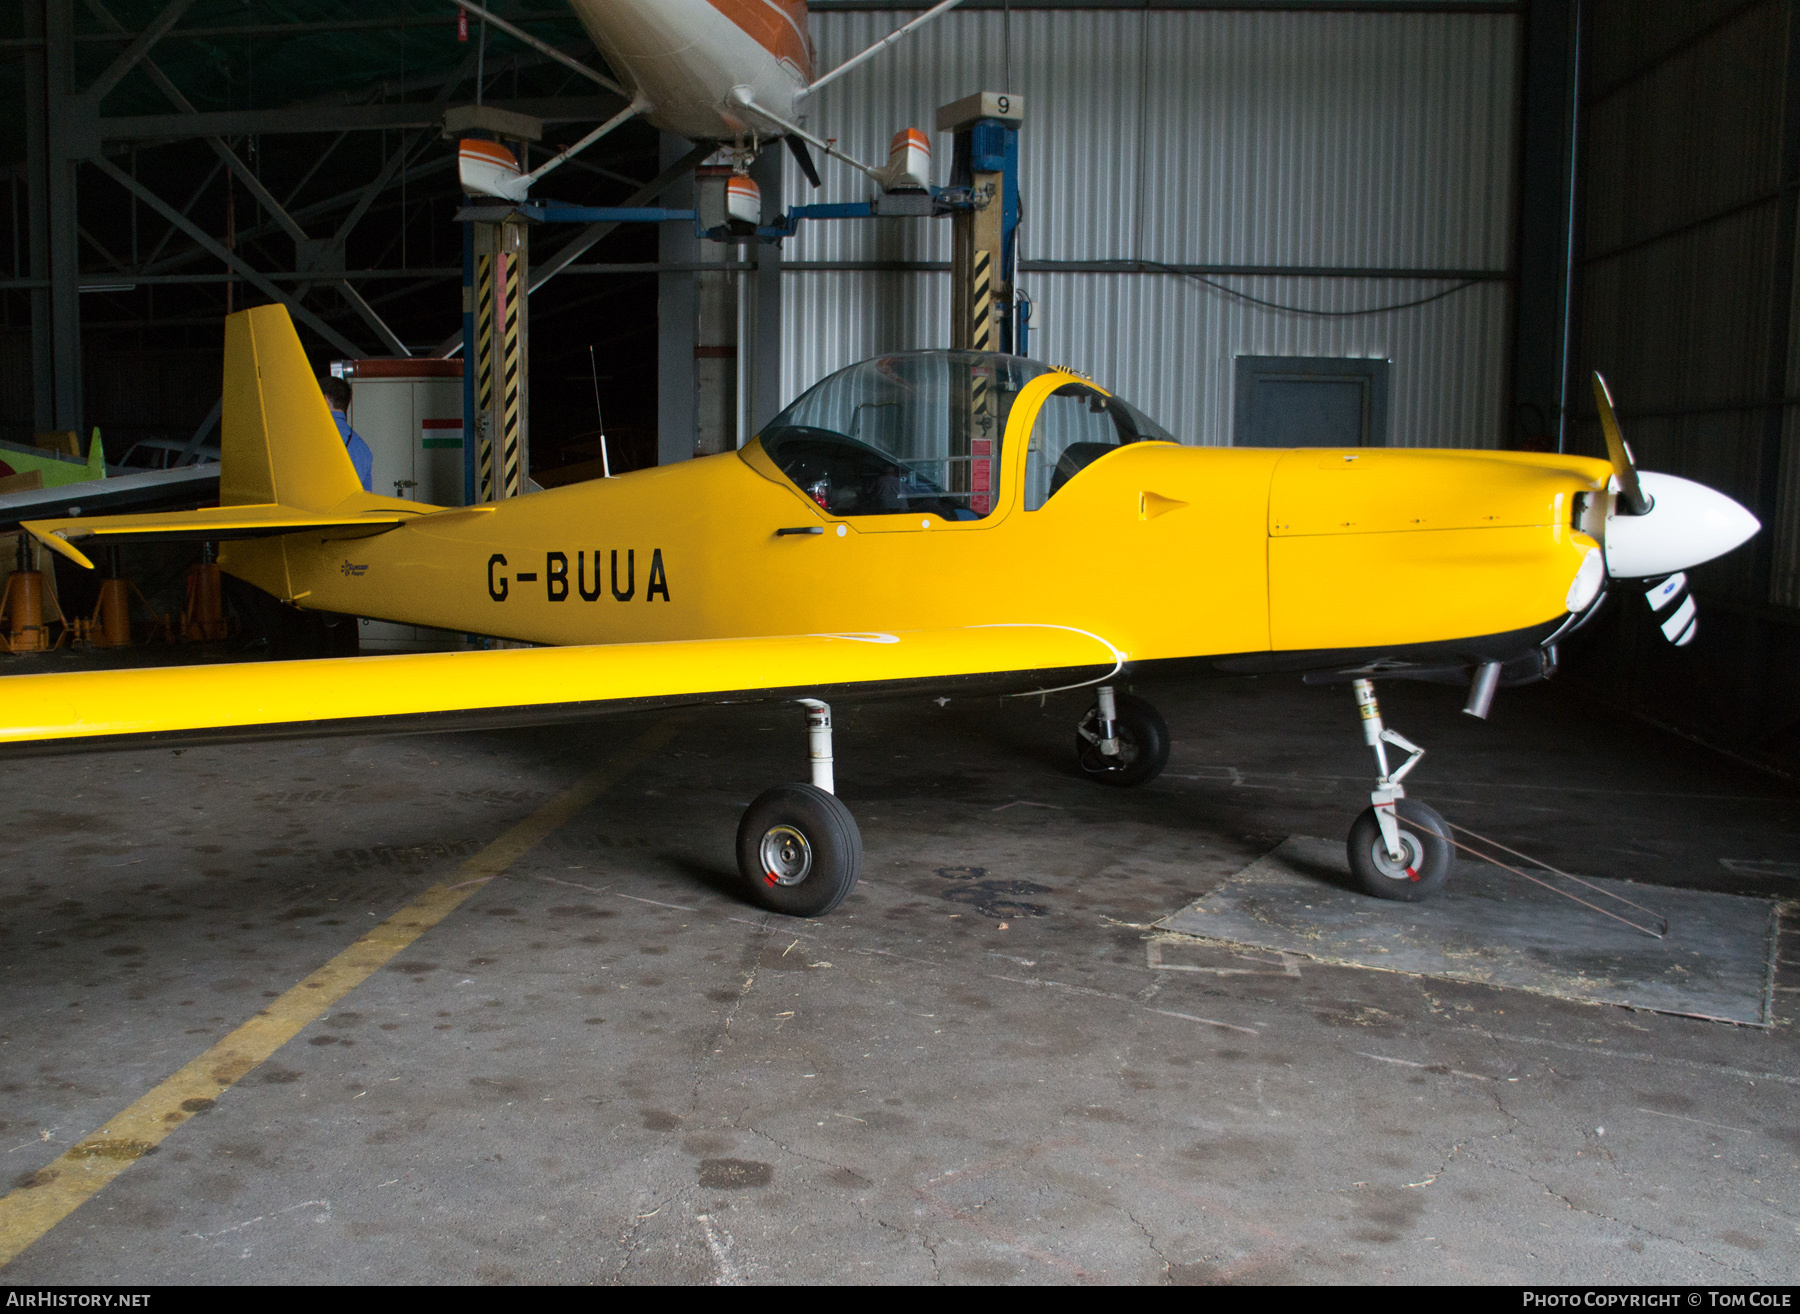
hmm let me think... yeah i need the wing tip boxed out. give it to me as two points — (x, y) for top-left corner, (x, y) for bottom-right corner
(21, 523), (95, 571)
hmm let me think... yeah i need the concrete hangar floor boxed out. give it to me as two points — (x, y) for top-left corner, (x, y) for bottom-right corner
(0, 667), (1796, 1284)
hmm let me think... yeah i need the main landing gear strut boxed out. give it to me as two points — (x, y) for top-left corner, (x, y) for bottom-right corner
(735, 699), (863, 917)
(1074, 685), (1171, 787)
(1344, 678), (1453, 900)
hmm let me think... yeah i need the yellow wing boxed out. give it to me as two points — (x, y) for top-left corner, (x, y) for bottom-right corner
(0, 624), (1121, 757)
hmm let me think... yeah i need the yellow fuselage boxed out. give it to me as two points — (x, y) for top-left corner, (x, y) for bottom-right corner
(224, 373), (1611, 668)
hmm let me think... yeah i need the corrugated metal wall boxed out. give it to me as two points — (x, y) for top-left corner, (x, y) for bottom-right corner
(783, 7), (1520, 448)
(1572, 0), (1800, 772)
(1578, 0), (1789, 604)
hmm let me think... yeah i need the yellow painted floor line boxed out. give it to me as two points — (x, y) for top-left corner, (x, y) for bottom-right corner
(0, 716), (684, 1269)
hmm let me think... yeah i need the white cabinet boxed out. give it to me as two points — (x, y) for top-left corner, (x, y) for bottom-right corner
(337, 360), (468, 651)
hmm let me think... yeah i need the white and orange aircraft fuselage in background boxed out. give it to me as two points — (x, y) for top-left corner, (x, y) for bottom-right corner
(455, 0), (949, 200)
(567, 0), (814, 140)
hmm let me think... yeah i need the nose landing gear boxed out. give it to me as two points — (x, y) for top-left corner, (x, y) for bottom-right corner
(1074, 686), (1171, 787)
(735, 699), (863, 917)
(1345, 678), (1452, 900)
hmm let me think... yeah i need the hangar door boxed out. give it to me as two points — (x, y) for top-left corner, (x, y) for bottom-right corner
(1233, 356), (1390, 447)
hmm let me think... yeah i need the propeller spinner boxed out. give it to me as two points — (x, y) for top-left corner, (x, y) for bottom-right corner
(1586, 371), (1761, 646)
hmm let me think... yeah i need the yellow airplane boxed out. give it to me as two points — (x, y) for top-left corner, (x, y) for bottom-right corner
(4, 306), (1760, 916)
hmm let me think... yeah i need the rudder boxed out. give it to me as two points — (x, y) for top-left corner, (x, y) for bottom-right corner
(222, 305), (362, 510)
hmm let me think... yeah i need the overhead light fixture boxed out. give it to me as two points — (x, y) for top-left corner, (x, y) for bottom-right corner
(80, 282), (137, 293)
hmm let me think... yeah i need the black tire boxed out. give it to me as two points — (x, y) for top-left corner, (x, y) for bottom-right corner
(735, 783), (863, 917)
(1074, 692), (1171, 788)
(1347, 799), (1453, 901)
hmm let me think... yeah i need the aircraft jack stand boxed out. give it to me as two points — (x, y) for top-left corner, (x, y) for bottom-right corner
(1074, 685), (1172, 787)
(81, 548), (170, 648)
(1, 536), (65, 653)
(1344, 678), (1454, 901)
(733, 698), (863, 917)
(88, 576), (134, 648)
(181, 552), (229, 643)
(1, 568), (55, 653)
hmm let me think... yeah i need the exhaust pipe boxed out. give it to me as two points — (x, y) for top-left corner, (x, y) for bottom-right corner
(1463, 660), (1502, 720)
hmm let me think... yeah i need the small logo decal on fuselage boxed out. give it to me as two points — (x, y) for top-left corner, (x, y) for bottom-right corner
(340, 560), (370, 577)
(487, 550), (670, 603)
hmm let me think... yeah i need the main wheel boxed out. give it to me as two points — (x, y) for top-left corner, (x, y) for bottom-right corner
(1074, 692), (1171, 788)
(1347, 799), (1453, 901)
(736, 783), (863, 917)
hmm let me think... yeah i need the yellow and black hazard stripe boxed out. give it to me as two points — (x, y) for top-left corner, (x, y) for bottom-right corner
(501, 248), (523, 499)
(474, 248), (496, 502)
(971, 248), (993, 352)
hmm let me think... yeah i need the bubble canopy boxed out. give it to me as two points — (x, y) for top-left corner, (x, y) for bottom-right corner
(756, 351), (1177, 520)
(756, 352), (1054, 521)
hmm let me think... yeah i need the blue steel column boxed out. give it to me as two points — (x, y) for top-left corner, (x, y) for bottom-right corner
(946, 102), (1022, 515)
(999, 121), (1020, 355)
(1511, 0), (1578, 452)
(949, 111), (1019, 355)
(22, 0), (53, 432)
(656, 132), (699, 466)
(749, 145), (785, 436)
(43, 0), (82, 433)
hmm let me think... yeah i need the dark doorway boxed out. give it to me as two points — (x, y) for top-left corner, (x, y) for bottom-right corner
(1233, 356), (1390, 447)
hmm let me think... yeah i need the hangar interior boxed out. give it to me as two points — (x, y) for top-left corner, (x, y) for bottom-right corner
(0, 0), (1797, 1287)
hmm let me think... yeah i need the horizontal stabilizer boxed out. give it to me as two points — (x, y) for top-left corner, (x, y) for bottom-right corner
(23, 503), (421, 570)
(0, 624), (1123, 757)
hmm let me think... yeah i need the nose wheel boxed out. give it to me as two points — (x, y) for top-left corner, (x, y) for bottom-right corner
(1344, 678), (1453, 900)
(735, 700), (863, 917)
(1075, 686), (1171, 787)
(1347, 797), (1452, 899)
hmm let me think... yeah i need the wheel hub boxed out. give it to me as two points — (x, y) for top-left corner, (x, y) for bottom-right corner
(1369, 829), (1425, 882)
(759, 824), (813, 886)
(1081, 712), (1139, 768)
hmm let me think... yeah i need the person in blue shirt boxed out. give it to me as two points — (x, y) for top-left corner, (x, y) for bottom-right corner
(321, 376), (374, 492)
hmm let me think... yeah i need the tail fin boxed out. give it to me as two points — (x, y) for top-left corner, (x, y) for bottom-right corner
(222, 304), (362, 510)
(20, 305), (414, 579)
